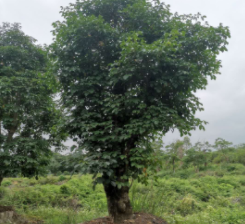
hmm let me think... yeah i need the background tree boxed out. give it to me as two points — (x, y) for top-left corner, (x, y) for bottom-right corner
(148, 136), (165, 173)
(165, 140), (184, 173)
(51, 0), (230, 222)
(0, 23), (59, 185)
(183, 136), (192, 151)
(214, 138), (233, 151)
(184, 141), (211, 172)
(48, 151), (85, 175)
(213, 138), (233, 161)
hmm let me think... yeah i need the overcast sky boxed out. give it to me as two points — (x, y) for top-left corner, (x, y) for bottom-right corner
(0, 0), (244, 146)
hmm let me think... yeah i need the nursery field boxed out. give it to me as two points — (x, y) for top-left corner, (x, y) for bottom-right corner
(1, 163), (245, 224)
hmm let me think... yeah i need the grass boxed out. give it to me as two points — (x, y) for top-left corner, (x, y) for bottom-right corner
(1, 164), (245, 224)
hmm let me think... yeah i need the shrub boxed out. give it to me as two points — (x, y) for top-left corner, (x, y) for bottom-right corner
(2, 180), (12, 187)
(176, 170), (192, 179)
(215, 170), (225, 177)
(60, 185), (71, 195)
(38, 176), (58, 185)
(59, 175), (67, 182)
(177, 194), (200, 216)
(0, 187), (7, 199)
(56, 171), (62, 176)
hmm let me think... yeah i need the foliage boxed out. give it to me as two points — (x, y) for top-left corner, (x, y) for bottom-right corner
(50, 0), (230, 190)
(0, 139), (244, 224)
(58, 175), (67, 182)
(213, 138), (233, 161)
(214, 138), (233, 151)
(165, 140), (184, 173)
(0, 23), (60, 183)
(48, 152), (84, 175)
(1, 169), (245, 224)
(183, 141), (212, 171)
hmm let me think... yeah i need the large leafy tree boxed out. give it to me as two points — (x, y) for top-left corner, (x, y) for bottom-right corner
(51, 0), (230, 222)
(0, 23), (59, 185)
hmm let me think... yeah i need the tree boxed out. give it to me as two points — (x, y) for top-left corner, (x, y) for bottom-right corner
(183, 136), (192, 151)
(48, 151), (85, 175)
(51, 0), (230, 222)
(214, 138), (232, 151)
(184, 141), (211, 171)
(0, 23), (59, 185)
(165, 140), (184, 173)
(213, 138), (233, 161)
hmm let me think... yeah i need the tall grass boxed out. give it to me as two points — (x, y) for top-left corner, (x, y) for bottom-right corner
(1, 169), (245, 224)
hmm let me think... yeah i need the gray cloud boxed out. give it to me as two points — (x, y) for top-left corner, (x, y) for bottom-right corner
(0, 0), (244, 145)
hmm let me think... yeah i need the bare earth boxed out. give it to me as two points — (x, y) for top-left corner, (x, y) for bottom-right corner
(81, 213), (168, 224)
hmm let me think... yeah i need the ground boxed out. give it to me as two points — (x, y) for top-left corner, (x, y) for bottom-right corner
(0, 205), (166, 224)
(81, 213), (168, 224)
(0, 206), (43, 224)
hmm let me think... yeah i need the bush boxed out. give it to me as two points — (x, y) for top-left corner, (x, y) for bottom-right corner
(38, 176), (58, 185)
(177, 194), (200, 216)
(215, 170), (225, 177)
(59, 175), (67, 182)
(60, 185), (71, 195)
(0, 187), (7, 199)
(2, 180), (12, 187)
(56, 171), (62, 176)
(176, 170), (192, 179)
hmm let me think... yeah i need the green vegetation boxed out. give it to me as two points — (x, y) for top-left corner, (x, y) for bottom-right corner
(0, 23), (61, 186)
(0, 0), (234, 223)
(1, 143), (245, 224)
(50, 0), (230, 221)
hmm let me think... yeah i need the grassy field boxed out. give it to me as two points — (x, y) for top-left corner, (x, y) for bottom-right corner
(1, 163), (245, 224)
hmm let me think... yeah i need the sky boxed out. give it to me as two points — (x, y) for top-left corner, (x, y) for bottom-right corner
(0, 0), (244, 146)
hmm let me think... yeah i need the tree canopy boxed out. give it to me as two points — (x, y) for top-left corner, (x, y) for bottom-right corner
(51, 0), (230, 222)
(0, 23), (59, 184)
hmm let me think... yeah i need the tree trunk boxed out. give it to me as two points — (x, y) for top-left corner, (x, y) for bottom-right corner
(173, 159), (175, 173)
(0, 176), (3, 186)
(104, 183), (133, 223)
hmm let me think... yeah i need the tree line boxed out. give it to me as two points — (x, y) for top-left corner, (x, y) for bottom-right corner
(153, 137), (245, 174)
(47, 137), (245, 177)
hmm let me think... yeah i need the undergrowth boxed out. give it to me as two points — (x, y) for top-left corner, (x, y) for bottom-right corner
(1, 164), (245, 224)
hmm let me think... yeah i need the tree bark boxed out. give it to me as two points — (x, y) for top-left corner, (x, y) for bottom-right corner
(0, 176), (3, 186)
(104, 183), (133, 223)
(173, 159), (175, 173)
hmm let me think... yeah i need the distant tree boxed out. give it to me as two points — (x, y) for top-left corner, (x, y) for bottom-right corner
(214, 138), (233, 151)
(48, 153), (65, 175)
(183, 136), (192, 151)
(0, 23), (60, 185)
(235, 143), (245, 149)
(51, 0), (230, 222)
(49, 151), (85, 175)
(184, 141), (211, 171)
(165, 140), (184, 173)
(149, 137), (165, 172)
(213, 138), (233, 161)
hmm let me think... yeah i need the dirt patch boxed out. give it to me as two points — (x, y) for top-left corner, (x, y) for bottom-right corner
(0, 205), (13, 212)
(80, 213), (168, 224)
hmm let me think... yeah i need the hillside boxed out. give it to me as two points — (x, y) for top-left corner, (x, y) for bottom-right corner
(1, 160), (245, 224)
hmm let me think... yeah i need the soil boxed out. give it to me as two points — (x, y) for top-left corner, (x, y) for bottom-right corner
(80, 213), (168, 224)
(0, 205), (13, 212)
